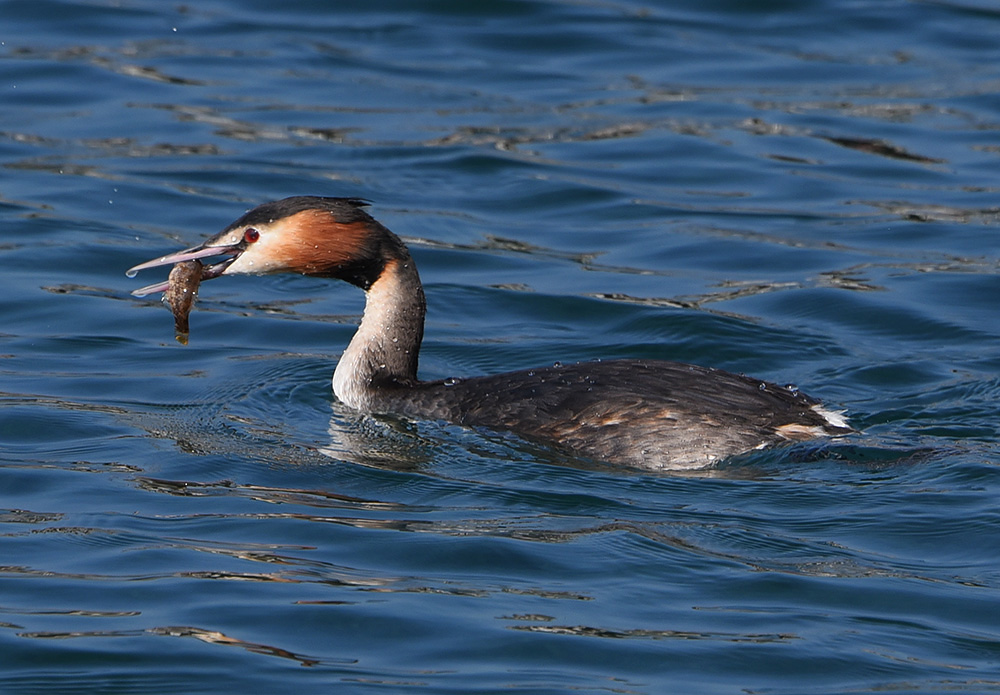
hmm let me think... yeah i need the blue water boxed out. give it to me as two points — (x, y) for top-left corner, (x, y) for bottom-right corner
(3, 1), (1000, 692)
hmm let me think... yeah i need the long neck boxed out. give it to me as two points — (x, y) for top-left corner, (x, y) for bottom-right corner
(332, 256), (426, 410)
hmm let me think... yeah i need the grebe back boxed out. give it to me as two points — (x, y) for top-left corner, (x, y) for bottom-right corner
(129, 196), (852, 470)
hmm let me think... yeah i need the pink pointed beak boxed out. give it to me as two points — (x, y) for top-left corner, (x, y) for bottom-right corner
(127, 241), (244, 297)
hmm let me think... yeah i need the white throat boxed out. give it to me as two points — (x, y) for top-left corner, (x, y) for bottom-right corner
(332, 260), (424, 411)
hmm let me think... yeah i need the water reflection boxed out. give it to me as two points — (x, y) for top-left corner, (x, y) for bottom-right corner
(822, 135), (945, 164)
(134, 476), (398, 510)
(507, 618), (799, 644)
(20, 625), (328, 668)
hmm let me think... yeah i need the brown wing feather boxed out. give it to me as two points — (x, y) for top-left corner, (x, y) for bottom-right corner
(376, 360), (849, 470)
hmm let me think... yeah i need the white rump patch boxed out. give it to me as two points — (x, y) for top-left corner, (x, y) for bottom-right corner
(776, 405), (852, 441)
(811, 404), (850, 430)
(775, 423), (827, 440)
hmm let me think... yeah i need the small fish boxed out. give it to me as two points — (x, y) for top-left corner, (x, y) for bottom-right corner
(165, 260), (203, 344)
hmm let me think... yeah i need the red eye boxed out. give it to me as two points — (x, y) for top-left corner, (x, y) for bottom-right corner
(244, 227), (260, 243)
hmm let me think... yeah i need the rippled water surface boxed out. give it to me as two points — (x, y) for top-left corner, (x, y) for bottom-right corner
(3, 1), (1000, 693)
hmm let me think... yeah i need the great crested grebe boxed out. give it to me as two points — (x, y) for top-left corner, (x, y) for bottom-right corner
(129, 196), (852, 470)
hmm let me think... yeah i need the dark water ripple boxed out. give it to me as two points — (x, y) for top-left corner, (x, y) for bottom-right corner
(3, 0), (1000, 693)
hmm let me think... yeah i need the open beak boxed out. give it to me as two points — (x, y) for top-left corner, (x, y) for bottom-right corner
(127, 240), (244, 297)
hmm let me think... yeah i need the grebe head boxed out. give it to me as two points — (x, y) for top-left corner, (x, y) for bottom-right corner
(128, 197), (390, 295)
